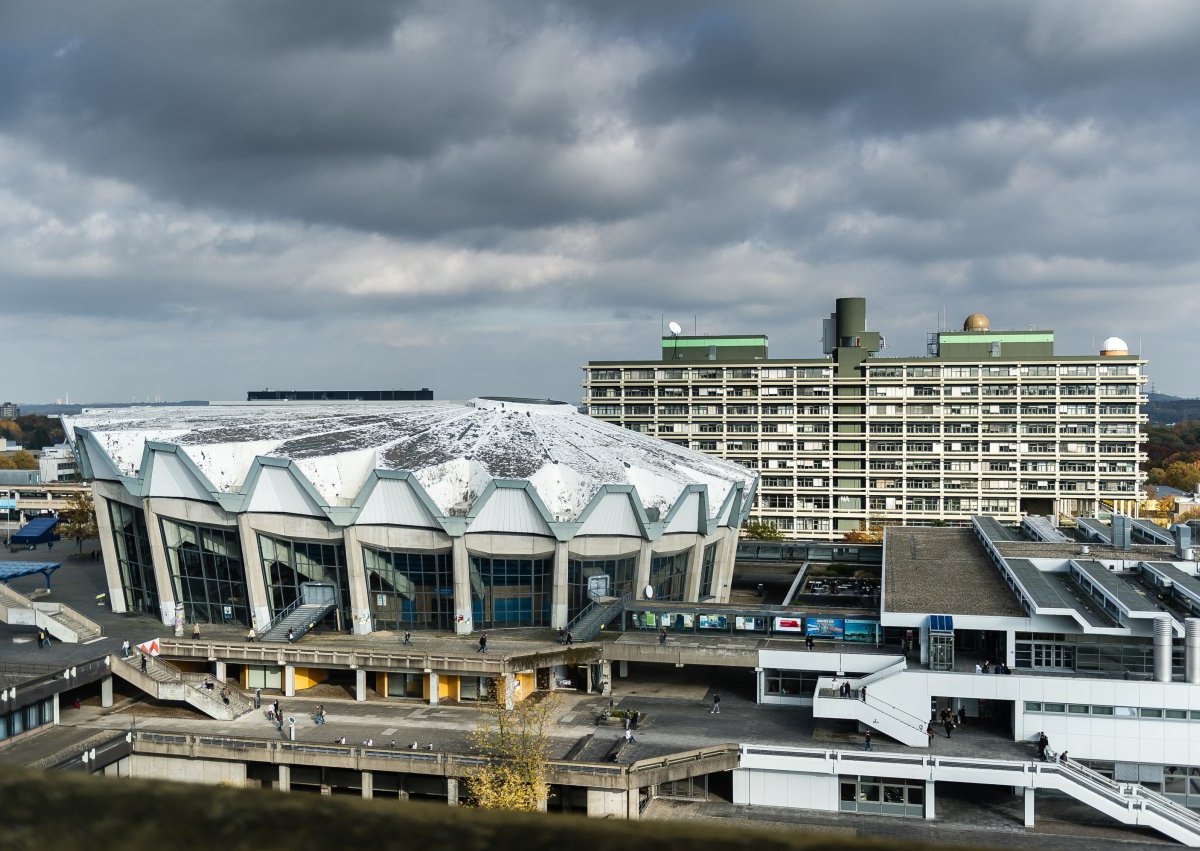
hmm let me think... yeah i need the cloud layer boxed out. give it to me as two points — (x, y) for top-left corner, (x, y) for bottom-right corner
(2, 1), (1198, 403)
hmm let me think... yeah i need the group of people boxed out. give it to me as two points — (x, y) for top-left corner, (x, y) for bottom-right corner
(976, 660), (1012, 675)
(556, 628), (574, 646)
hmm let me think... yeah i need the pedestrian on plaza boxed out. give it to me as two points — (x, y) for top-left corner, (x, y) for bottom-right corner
(624, 727), (636, 744)
(37, 629), (47, 649)
(631, 710), (640, 731)
(254, 688), (262, 710)
(711, 693), (721, 715)
(658, 627), (667, 647)
(246, 627), (256, 642)
(1059, 750), (1069, 764)
(121, 639), (131, 658)
(944, 717), (953, 739)
(565, 630), (573, 646)
(926, 722), (935, 746)
(805, 635), (814, 651)
(221, 687), (231, 706)
(1037, 732), (1049, 761)
(277, 711), (284, 732)
(286, 627), (295, 643)
(272, 699), (280, 722)
(975, 662), (983, 674)
(842, 681), (851, 698)
(315, 705), (326, 725)
(860, 686), (867, 703)
(140, 654), (148, 674)
(192, 623), (201, 640)
(864, 730), (873, 751)
(477, 632), (488, 653)
(403, 630), (413, 646)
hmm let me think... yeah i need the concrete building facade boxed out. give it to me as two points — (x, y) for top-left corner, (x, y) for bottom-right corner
(583, 297), (1147, 540)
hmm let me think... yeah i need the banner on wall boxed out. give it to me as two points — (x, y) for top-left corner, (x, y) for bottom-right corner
(773, 617), (806, 633)
(805, 617), (844, 638)
(699, 614), (728, 630)
(844, 620), (877, 643)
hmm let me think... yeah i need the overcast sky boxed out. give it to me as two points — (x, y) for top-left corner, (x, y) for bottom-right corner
(3, 1), (1199, 404)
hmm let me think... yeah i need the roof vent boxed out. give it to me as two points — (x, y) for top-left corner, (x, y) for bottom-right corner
(1080, 544), (1090, 556)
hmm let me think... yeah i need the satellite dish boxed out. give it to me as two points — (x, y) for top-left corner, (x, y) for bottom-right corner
(668, 321), (682, 336)
(644, 584), (655, 599)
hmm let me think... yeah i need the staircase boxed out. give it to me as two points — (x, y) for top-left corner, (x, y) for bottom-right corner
(109, 653), (254, 721)
(260, 601), (337, 643)
(566, 592), (630, 643)
(0, 582), (102, 643)
(813, 661), (930, 747)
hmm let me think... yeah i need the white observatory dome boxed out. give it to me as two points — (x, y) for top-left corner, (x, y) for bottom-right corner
(1100, 336), (1129, 356)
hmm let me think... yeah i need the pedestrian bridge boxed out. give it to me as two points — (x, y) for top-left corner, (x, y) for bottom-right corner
(737, 744), (1200, 846)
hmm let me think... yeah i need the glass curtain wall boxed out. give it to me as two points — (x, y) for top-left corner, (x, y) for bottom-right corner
(566, 556), (637, 623)
(161, 519), (248, 625)
(363, 546), (453, 631)
(649, 550), (689, 601)
(468, 555), (553, 628)
(258, 535), (350, 629)
(108, 501), (160, 616)
(699, 542), (718, 599)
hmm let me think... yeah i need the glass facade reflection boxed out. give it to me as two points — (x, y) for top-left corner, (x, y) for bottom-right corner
(699, 543), (718, 599)
(649, 550), (689, 601)
(468, 555), (553, 628)
(161, 519), (248, 625)
(566, 556), (637, 622)
(363, 546), (454, 631)
(108, 501), (160, 616)
(258, 535), (350, 629)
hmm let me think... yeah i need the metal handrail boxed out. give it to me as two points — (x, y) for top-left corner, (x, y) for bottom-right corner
(261, 597), (304, 637)
(566, 590), (631, 637)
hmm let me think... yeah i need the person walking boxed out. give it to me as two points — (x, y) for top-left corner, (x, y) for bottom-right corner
(864, 730), (873, 751)
(271, 699), (280, 723)
(191, 623), (201, 640)
(711, 693), (721, 715)
(37, 629), (47, 649)
(315, 704), (326, 725)
(624, 727), (636, 744)
(860, 686), (867, 703)
(805, 634), (814, 651)
(403, 630), (413, 646)
(944, 717), (953, 739)
(140, 653), (148, 674)
(121, 639), (131, 658)
(286, 627), (295, 643)
(246, 626), (256, 642)
(477, 632), (488, 653)
(926, 722), (935, 746)
(658, 627), (667, 647)
(254, 688), (262, 710)
(1037, 732), (1049, 761)
(1059, 750), (1069, 764)
(565, 630), (573, 646)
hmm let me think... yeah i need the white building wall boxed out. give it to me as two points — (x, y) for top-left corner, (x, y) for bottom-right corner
(733, 768), (837, 811)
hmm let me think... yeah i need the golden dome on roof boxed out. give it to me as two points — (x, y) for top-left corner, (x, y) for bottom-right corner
(963, 313), (990, 332)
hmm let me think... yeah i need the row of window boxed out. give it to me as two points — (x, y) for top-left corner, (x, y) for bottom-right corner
(0, 698), (55, 741)
(1025, 702), (1200, 720)
(589, 364), (1138, 381)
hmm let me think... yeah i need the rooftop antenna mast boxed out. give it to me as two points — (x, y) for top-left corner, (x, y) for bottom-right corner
(668, 320), (682, 360)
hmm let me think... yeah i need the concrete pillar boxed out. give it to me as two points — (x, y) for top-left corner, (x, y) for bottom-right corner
(141, 501), (178, 626)
(600, 661), (612, 697)
(355, 668), (367, 702)
(284, 665), (296, 697)
(503, 673), (516, 710)
(626, 788), (640, 820)
(550, 540), (569, 629)
(1154, 615), (1173, 683)
(683, 535), (705, 602)
(236, 513), (273, 633)
(618, 660), (628, 678)
(53, 694), (60, 725)
(214, 660), (227, 682)
(635, 541), (652, 600)
(1023, 786), (1035, 827)
(924, 780), (935, 820)
(1185, 618), (1200, 685)
(342, 526), (374, 635)
(101, 676), (113, 708)
(713, 527), (738, 604)
(447, 778), (459, 806)
(92, 489), (127, 614)
(361, 771), (374, 800)
(1004, 629), (1017, 668)
(452, 536), (472, 634)
(278, 764), (291, 792)
(585, 664), (594, 693)
(428, 672), (440, 706)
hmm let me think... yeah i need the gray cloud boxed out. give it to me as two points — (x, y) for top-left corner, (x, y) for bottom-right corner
(0, 1), (1198, 403)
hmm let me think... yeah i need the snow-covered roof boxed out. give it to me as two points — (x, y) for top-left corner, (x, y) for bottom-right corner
(64, 398), (756, 523)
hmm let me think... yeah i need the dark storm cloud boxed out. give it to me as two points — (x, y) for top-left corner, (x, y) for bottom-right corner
(1, 0), (1200, 402)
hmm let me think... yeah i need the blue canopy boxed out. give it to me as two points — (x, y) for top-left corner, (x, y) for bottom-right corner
(11, 517), (61, 546)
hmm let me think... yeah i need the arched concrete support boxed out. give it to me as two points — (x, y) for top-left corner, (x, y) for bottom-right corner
(141, 501), (177, 626)
(342, 526), (373, 635)
(635, 541), (652, 600)
(236, 514), (272, 633)
(92, 490), (126, 614)
(683, 536), (705, 602)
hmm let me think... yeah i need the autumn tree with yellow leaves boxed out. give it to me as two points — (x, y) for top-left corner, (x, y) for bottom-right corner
(467, 679), (558, 812)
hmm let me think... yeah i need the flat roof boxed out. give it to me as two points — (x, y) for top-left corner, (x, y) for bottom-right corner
(1005, 559), (1114, 627)
(1070, 560), (1162, 615)
(974, 515), (1024, 543)
(1077, 518), (1113, 544)
(884, 528), (1024, 617)
(1128, 517), (1174, 545)
(993, 539), (1173, 561)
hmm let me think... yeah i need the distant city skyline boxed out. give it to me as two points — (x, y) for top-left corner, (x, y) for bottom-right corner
(3, 2), (1200, 404)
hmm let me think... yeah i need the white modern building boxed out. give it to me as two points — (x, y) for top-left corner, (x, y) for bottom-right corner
(584, 297), (1147, 540)
(64, 398), (756, 635)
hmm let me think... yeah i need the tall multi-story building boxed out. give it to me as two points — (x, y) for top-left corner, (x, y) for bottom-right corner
(0, 401), (19, 419)
(584, 297), (1147, 540)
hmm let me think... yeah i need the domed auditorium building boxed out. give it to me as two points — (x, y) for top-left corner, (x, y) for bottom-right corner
(65, 399), (756, 633)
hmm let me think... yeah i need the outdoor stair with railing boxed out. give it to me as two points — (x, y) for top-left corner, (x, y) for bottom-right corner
(109, 653), (254, 721)
(0, 581), (102, 643)
(259, 600), (337, 643)
(813, 660), (930, 747)
(565, 591), (631, 643)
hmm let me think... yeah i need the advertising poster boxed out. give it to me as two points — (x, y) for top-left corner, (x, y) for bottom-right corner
(773, 617), (806, 633)
(844, 620), (877, 643)
(699, 614), (728, 630)
(805, 617), (845, 638)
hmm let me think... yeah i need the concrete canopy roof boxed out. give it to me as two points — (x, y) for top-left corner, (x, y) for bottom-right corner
(64, 399), (756, 524)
